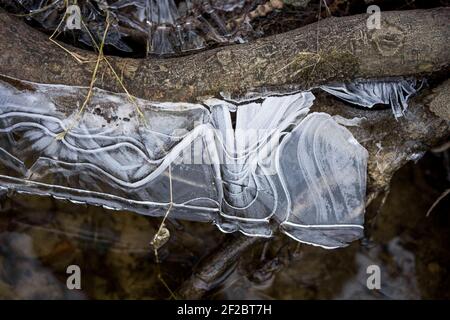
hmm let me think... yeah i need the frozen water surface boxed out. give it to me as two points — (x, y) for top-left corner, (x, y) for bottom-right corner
(321, 79), (421, 118)
(0, 78), (368, 248)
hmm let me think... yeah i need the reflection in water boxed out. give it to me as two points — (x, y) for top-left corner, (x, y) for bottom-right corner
(0, 232), (86, 299)
(337, 237), (420, 299)
(0, 151), (449, 299)
(214, 237), (422, 299)
(0, 193), (224, 299)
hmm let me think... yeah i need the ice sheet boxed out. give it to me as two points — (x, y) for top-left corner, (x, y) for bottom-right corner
(0, 78), (368, 248)
(321, 79), (421, 118)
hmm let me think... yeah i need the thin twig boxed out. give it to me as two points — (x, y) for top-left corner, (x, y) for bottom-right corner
(48, 0), (91, 64)
(150, 165), (177, 299)
(80, 20), (147, 123)
(55, 11), (110, 140)
(426, 189), (450, 217)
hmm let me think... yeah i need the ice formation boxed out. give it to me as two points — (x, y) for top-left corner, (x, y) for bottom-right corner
(321, 79), (421, 118)
(0, 78), (368, 248)
(6, 0), (284, 55)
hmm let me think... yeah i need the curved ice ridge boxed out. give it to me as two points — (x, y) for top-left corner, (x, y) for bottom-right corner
(321, 79), (421, 118)
(0, 79), (368, 248)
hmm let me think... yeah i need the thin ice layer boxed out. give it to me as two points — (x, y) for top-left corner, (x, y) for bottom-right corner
(321, 79), (420, 118)
(208, 92), (314, 236)
(0, 78), (368, 248)
(277, 113), (368, 248)
(0, 79), (221, 222)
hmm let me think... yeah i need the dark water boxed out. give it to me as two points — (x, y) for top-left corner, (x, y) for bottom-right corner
(0, 150), (449, 299)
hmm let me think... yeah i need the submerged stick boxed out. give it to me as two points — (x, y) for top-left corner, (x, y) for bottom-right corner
(177, 235), (263, 299)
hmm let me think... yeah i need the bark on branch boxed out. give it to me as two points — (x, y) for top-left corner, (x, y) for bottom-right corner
(0, 8), (449, 102)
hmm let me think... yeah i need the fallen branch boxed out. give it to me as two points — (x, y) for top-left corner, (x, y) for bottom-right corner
(0, 8), (449, 101)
